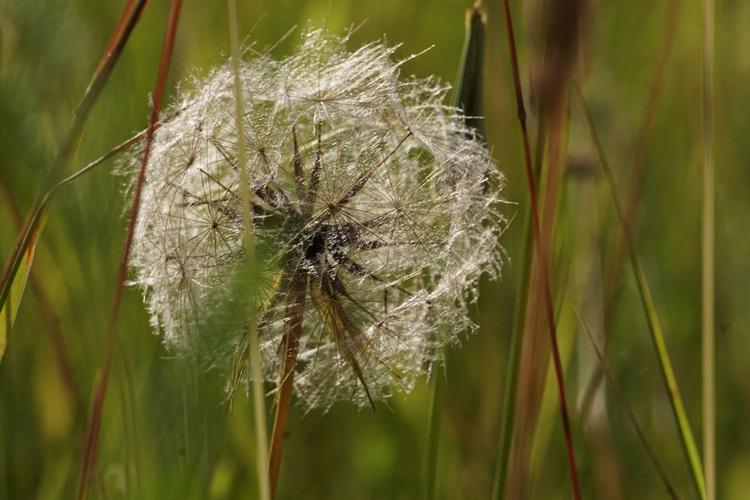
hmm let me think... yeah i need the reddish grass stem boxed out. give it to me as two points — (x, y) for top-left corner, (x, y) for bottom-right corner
(77, 2), (183, 499)
(500, 1), (582, 498)
(90, 0), (143, 85)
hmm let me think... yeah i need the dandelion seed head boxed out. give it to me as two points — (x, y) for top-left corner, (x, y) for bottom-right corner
(125, 27), (508, 410)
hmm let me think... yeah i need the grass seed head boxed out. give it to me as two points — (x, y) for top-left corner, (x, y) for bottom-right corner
(124, 27), (507, 410)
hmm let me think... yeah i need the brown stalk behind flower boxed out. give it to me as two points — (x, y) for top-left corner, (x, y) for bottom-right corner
(268, 280), (306, 498)
(78, 2), (183, 499)
(501, 0), (586, 498)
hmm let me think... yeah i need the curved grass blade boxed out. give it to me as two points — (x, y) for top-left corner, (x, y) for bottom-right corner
(0, 0), (150, 362)
(0, 112), (170, 363)
(0, 215), (42, 360)
(574, 84), (706, 499)
(424, 4), (486, 499)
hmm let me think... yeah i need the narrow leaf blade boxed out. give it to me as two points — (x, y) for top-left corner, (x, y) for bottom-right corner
(0, 218), (43, 360)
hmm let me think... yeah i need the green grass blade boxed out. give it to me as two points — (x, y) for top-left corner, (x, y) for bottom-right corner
(227, 2), (271, 500)
(423, 5), (486, 499)
(701, 0), (716, 496)
(0, 214), (44, 361)
(452, 1), (486, 134)
(575, 85), (706, 499)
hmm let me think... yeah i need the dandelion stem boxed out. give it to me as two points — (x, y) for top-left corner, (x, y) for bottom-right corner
(226, 2), (271, 500)
(268, 283), (305, 498)
(500, 1), (582, 498)
(424, 365), (444, 500)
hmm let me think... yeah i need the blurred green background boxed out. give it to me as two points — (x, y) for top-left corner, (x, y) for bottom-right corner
(1, 0), (748, 498)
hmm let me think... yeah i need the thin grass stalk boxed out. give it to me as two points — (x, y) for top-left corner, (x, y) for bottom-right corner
(30, 122), (153, 228)
(53, 124), (157, 188)
(226, 2), (271, 499)
(424, 365), (444, 500)
(500, 1), (581, 497)
(574, 310), (680, 499)
(78, 2), (183, 498)
(575, 85), (706, 499)
(701, 0), (716, 496)
(491, 102), (546, 500)
(91, 0), (141, 83)
(423, 5), (485, 499)
(14, 117), (171, 231)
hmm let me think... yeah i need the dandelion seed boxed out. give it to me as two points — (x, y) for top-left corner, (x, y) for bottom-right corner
(124, 27), (507, 410)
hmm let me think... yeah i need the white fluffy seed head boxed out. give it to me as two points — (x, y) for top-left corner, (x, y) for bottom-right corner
(124, 27), (507, 410)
